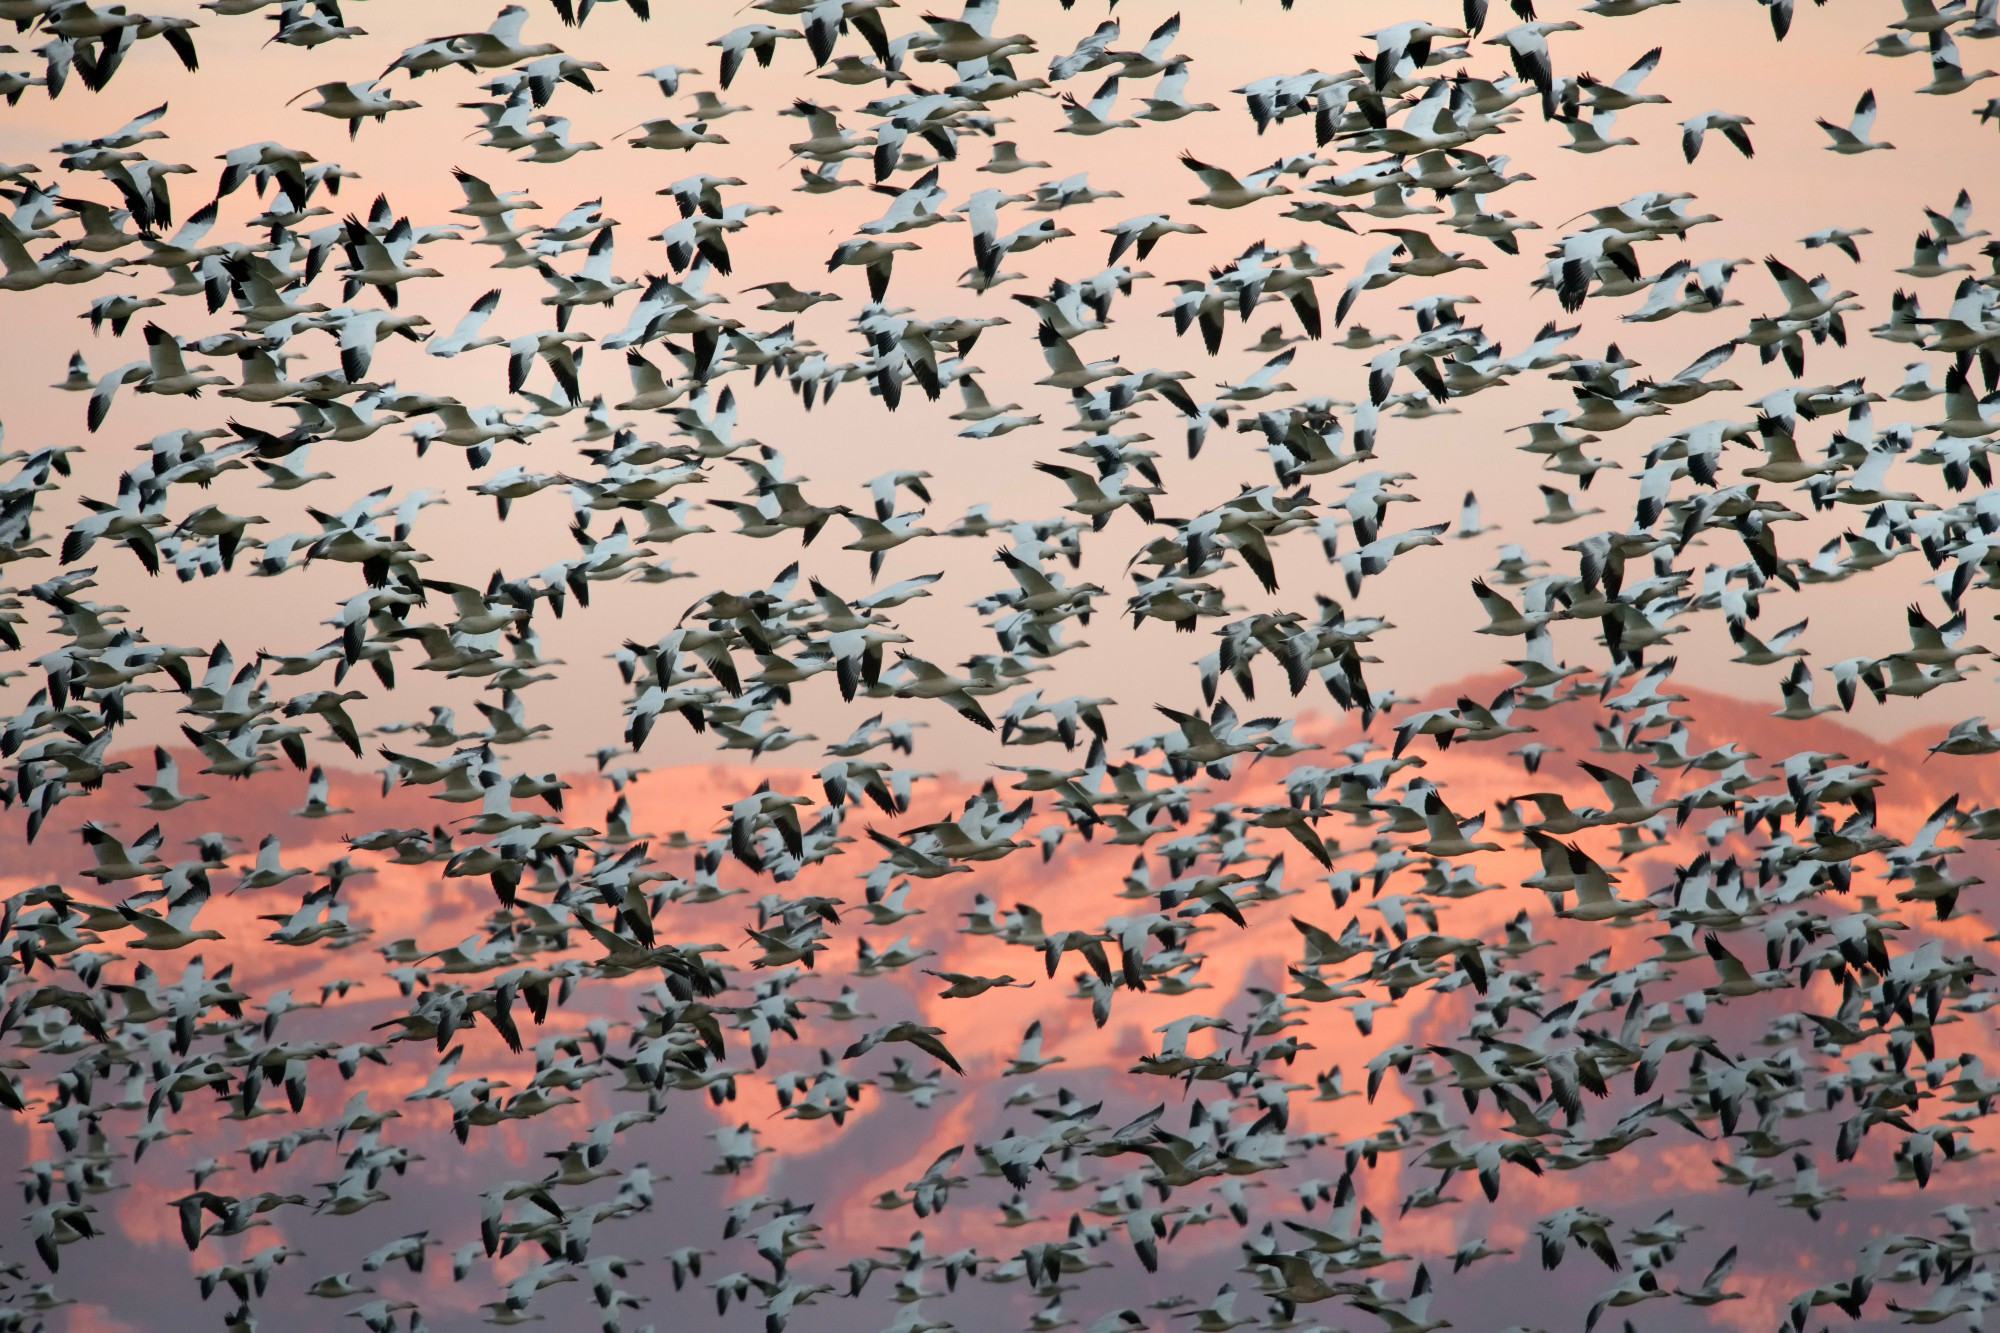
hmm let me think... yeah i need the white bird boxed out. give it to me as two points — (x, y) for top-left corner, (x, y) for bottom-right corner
(1818, 89), (1894, 153)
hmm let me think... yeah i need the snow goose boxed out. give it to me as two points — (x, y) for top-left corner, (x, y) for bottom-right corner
(1817, 89), (1893, 153)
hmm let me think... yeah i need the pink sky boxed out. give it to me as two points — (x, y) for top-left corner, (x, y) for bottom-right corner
(4, 2), (2000, 1331)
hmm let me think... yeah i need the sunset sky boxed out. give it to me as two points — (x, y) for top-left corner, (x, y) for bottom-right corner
(4, 1), (2000, 1331)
